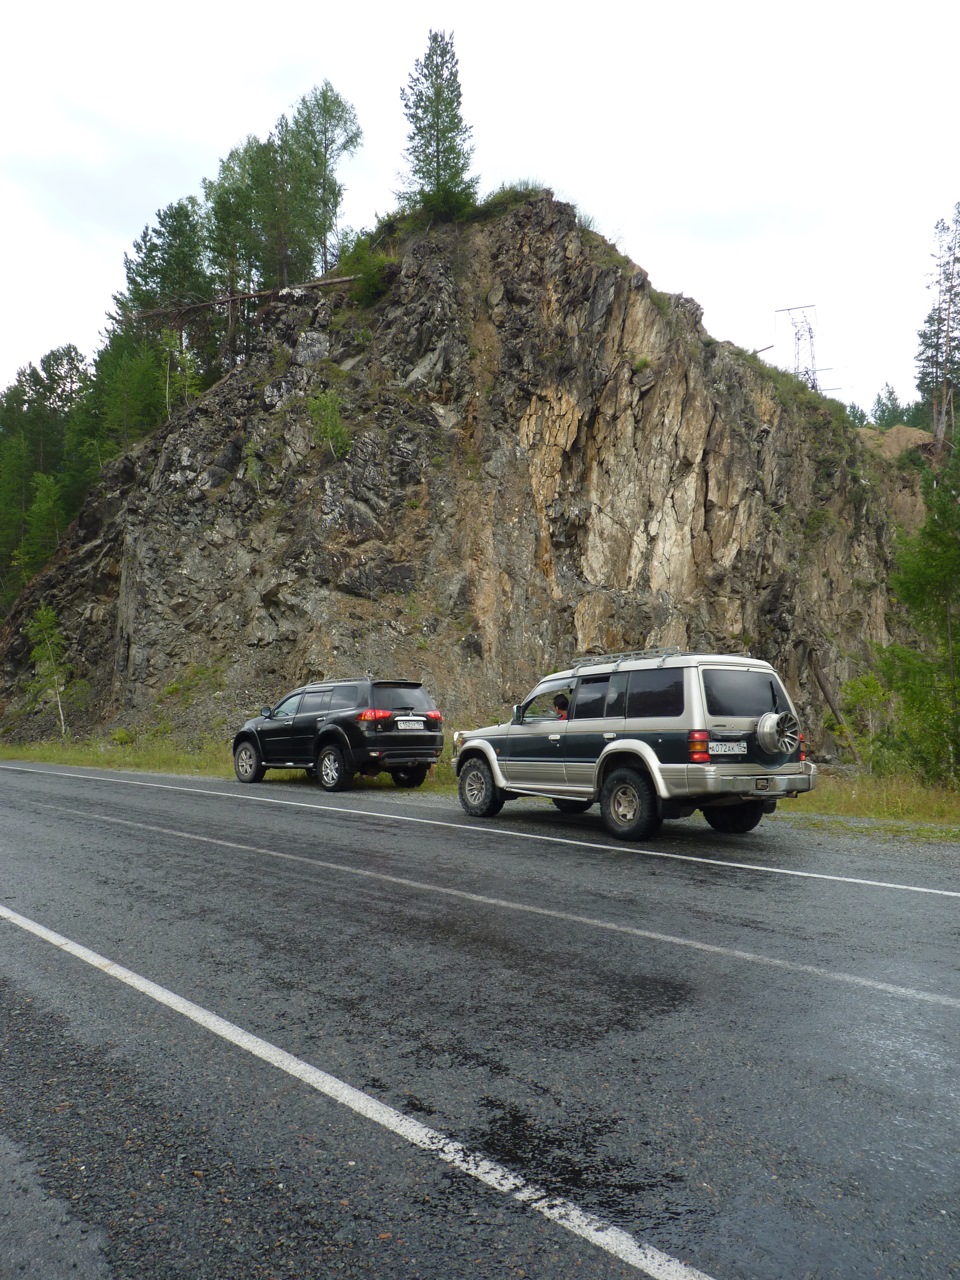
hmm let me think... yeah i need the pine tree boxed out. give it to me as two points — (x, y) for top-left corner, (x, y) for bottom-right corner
(400, 30), (477, 220)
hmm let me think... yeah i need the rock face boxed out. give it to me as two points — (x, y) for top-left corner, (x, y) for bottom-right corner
(0, 194), (925, 749)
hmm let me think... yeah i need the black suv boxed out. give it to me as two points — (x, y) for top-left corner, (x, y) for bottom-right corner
(233, 678), (443, 791)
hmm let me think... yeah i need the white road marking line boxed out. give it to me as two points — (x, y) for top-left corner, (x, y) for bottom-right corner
(3, 762), (959, 900)
(0, 902), (715, 1280)
(27, 801), (960, 1011)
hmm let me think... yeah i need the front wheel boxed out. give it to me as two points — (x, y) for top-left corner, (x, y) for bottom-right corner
(316, 744), (354, 792)
(600, 768), (661, 841)
(234, 740), (265, 784)
(702, 802), (764, 833)
(458, 757), (505, 818)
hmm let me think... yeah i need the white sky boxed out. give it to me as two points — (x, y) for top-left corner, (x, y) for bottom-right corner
(2, 0), (957, 413)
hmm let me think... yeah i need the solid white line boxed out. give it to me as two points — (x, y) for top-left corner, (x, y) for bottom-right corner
(2, 762), (958, 900)
(0, 901), (715, 1280)
(28, 801), (960, 1011)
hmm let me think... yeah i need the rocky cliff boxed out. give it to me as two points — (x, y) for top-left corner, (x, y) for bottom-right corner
(0, 193), (925, 751)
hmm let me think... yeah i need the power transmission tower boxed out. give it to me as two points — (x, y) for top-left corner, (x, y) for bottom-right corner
(776, 305), (819, 391)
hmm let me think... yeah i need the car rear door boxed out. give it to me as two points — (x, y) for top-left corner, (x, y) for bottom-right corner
(562, 673), (625, 787)
(288, 689), (332, 764)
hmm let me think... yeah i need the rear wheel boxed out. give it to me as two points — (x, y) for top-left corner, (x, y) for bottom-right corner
(702, 802), (764, 833)
(317, 744), (353, 792)
(600, 768), (661, 841)
(392, 764), (429, 788)
(234, 740), (265, 784)
(458, 757), (505, 818)
(552, 797), (593, 814)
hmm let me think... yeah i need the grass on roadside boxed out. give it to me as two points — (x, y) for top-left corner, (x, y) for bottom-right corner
(0, 736), (233, 778)
(789, 768), (960, 826)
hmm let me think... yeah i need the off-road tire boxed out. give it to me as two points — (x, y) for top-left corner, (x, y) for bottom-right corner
(599, 767), (661, 841)
(552, 797), (593, 815)
(702, 801), (764, 833)
(458, 757), (505, 818)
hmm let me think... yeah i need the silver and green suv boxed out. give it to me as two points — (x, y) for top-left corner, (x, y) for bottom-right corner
(453, 649), (816, 840)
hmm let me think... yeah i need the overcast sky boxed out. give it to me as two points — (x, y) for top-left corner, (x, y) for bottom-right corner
(2, 0), (956, 414)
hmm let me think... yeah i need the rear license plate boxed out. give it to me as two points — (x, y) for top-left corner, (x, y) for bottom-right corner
(708, 741), (747, 754)
(396, 718), (425, 730)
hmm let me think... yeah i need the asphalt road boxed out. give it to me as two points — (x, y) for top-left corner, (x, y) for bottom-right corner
(0, 761), (958, 1280)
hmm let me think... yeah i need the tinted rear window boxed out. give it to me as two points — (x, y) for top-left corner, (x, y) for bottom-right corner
(703, 669), (788, 717)
(329, 684), (360, 710)
(373, 683), (437, 713)
(626, 669), (684, 718)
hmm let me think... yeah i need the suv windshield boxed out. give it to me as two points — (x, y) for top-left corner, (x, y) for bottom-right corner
(702, 668), (788, 717)
(373, 683), (437, 713)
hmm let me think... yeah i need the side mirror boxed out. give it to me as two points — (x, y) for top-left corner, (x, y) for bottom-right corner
(260, 705), (272, 718)
(512, 704), (522, 724)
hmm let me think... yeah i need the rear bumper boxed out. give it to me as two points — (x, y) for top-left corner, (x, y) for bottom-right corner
(661, 761), (817, 800)
(355, 745), (443, 769)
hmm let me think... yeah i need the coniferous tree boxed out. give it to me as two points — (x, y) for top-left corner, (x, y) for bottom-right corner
(400, 30), (477, 219)
(916, 208), (960, 448)
(12, 473), (65, 582)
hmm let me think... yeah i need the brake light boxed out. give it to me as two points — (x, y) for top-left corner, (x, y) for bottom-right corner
(688, 730), (710, 764)
(799, 732), (805, 762)
(357, 708), (392, 722)
(427, 710), (443, 724)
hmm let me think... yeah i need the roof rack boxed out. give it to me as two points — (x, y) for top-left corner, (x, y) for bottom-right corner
(572, 647), (683, 673)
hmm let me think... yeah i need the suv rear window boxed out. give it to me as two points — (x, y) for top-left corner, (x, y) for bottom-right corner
(703, 668), (788, 717)
(373, 683), (437, 713)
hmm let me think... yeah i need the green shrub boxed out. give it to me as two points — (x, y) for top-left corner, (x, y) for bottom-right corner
(338, 235), (393, 306)
(309, 390), (351, 459)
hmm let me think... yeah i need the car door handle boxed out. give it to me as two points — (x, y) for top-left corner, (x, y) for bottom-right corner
(603, 732), (617, 740)
(549, 734), (561, 742)
(316, 716), (325, 724)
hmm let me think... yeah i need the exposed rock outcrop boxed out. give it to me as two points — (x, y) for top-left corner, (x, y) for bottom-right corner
(0, 195), (925, 749)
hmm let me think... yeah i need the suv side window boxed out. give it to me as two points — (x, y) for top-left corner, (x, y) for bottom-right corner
(272, 693), (303, 718)
(300, 690), (332, 714)
(522, 680), (573, 720)
(626, 669), (684, 718)
(329, 684), (360, 711)
(570, 675), (609, 719)
(604, 672), (629, 717)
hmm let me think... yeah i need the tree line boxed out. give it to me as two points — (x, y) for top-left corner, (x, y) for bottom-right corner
(0, 30), (475, 615)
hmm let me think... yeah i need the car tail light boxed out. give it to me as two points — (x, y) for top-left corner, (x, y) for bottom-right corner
(357, 708), (392, 722)
(799, 733), (806, 762)
(427, 710), (443, 724)
(688, 730), (711, 764)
